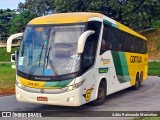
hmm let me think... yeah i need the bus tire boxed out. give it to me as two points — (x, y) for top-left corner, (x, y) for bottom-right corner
(132, 73), (140, 90)
(91, 81), (106, 106)
(139, 72), (143, 86)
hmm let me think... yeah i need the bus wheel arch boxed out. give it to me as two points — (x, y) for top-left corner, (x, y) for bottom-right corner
(91, 78), (107, 106)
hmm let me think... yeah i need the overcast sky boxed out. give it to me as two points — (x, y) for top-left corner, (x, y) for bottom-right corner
(0, 0), (25, 9)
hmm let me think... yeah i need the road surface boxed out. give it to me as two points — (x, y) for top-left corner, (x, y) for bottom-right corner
(0, 76), (159, 119)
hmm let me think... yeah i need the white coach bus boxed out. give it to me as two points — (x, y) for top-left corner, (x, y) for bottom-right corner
(7, 12), (148, 106)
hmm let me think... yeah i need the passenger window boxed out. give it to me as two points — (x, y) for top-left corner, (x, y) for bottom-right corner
(100, 24), (147, 54)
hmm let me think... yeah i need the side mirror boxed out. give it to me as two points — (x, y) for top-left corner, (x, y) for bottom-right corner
(11, 54), (15, 62)
(11, 54), (16, 69)
(11, 51), (19, 69)
(7, 33), (23, 52)
(77, 30), (95, 53)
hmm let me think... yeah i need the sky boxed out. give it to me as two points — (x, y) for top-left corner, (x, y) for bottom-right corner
(0, 0), (25, 9)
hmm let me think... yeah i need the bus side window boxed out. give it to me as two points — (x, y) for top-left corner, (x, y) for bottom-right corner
(83, 40), (94, 67)
(82, 21), (101, 72)
(100, 24), (114, 54)
(100, 39), (107, 54)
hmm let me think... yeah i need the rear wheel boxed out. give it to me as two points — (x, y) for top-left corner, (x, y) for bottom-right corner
(139, 72), (143, 86)
(91, 81), (106, 106)
(132, 73), (140, 90)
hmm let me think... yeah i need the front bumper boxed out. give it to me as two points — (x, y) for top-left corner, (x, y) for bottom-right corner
(15, 85), (83, 106)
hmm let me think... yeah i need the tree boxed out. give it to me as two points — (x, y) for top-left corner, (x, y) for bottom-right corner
(55, 0), (124, 21)
(10, 11), (37, 34)
(55, 0), (160, 30)
(15, 0), (160, 30)
(0, 9), (15, 40)
(18, 0), (55, 16)
(121, 0), (160, 30)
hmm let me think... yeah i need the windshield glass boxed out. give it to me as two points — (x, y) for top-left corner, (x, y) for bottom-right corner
(18, 24), (85, 76)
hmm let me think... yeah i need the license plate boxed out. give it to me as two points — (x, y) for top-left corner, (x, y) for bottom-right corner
(37, 96), (48, 101)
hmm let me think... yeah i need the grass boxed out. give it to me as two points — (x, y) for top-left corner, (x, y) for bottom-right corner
(148, 61), (160, 76)
(0, 47), (17, 95)
(0, 47), (18, 62)
(0, 63), (16, 96)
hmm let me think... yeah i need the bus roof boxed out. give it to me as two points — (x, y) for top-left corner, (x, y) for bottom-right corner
(28, 12), (103, 25)
(28, 12), (147, 40)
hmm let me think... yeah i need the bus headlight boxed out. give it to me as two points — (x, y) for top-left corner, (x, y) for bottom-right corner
(62, 79), (85, 92)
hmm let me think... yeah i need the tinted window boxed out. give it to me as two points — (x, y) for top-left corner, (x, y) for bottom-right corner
(82, 21), (102, 72)
(100, 24), (147, 55)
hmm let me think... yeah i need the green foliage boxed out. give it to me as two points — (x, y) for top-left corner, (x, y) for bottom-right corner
(18, 0), (55, 16)
(0, 47), (18, 62)
(148, 61), (160, 76)
(55, 0), (123, 21)
(55, 0), (160, 30)
(151, 19), (160, 29)
(10, 11), (37, 34)
(117, 0), (160, 29)
(0, 9), (16, 39)
(0, 63), (15, 94)
(0, 63), (15, 73)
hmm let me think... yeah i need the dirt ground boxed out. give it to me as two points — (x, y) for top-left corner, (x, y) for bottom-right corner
(0, 88), (15, 97)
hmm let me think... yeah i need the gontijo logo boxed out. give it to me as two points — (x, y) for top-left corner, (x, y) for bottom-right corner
(130, 56), (142, 63)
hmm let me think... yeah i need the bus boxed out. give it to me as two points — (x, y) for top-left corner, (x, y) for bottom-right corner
(7, 12), (148, 106)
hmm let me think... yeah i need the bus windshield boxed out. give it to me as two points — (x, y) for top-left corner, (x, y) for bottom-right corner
(18, 24), (85, 76)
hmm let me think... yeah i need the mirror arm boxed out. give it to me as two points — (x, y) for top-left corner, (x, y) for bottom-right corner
(7, 33), (23, 52)
(77, 30), (95, 53)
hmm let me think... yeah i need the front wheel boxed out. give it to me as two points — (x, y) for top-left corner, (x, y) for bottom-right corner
(91, 82), (106, 106)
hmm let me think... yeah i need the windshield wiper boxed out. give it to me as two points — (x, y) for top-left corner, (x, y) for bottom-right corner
(46, 45), (58, 76)
(28, 42), (46, 75)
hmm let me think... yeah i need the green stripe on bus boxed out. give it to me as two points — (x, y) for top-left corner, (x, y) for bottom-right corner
(111, 51), (130, 83)
(103, 20), (119, 29)
(118, 52), (130, 82)
(43, 79), (73, 88)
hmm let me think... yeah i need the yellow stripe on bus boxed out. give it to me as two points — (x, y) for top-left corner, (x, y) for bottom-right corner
(116, 22), (147, 40)
(18, 76), (60, 89)
(18, 76), (46, 88)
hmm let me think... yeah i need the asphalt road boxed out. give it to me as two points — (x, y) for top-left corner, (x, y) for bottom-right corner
(0, 76), (160, 119)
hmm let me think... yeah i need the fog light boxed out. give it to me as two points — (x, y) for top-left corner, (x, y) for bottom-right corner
(66, 96), (74, 102)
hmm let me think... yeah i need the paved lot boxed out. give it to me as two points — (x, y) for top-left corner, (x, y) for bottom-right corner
(0, 76), (159, 120)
